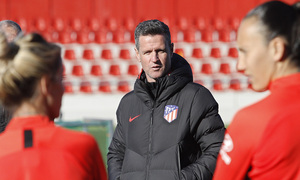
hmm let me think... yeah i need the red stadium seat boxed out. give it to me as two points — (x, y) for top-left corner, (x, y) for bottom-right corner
(63, 81), (73, 93)
(213, 79), (224, 91)
(88, 18), (101, 32)
(64, 49), (76, 61)
(229, 17), (241, 31)
(201, 63), (213, 75)
(33, 18), (48, 32)
(218, 28), (232, 42)
(119, 49), (131, 60)
(229, 79), (242, 91)
(228, 47), (239, 58)
(98, 81), (112, 93)
(123, 17), (135, 31)
(72, 64), (84, 77)
(70, 18), (83, 32)
(94, 29), (111, 44)
(76, 30), (90, 44)
(52, 18), (65, 32)
(201, 28), (215, 42)
(82, 49), (95, 60)
(219, 63), (231, 74)
(192, 48), (203, 59)
(184, 28), (196, 42)
(117, 81), (130, 93)
(128, 64), (139, 76)
(193, 17), (207, 31)
(210, 47), (221, 58)
(80, 81), (93, 93)
(109, 64), (121, 76)
(105, 17), (118, 31)
(58, 30), (73, 44)
(176, 17), (190, 31)
(90, 64), (102, 77)
(101, 49), (113, 60)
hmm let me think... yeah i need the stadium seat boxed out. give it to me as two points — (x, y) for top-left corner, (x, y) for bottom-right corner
(119, 49), (131, 60)
(64, 49), (76, 61)
(229, 17), (240, 31)
(219, 63), (231, 74)
(109, 64), (121, 76)
(105, 17), (118, 31)
(201, 63), (213, 74)
(58, 30), (73, 44)
(229, 79), (242, 91)
(98, 81), (112, 93)
(193, 17), (209, 31)
(76, 30), (90, 44)
(192, 48), (203, 59)
(52, 18), (65, 32)
(117, 81), (130, 93)
(87, 18), (101, 32)
(63, 81), (73, 93)
(128, 64), (139, 76)
(82, 49), (95, 60)
(201, 28), (215, 42)
(33, 17), (48, 32)
(212, 17), (227, 31)
(94, 29), (112, 44)
(90, 64), (103, 77)
(228, 47), (239, 58)
(218, 28), (232, 42)
(213, 79), (224, 91)
(176, 17), (190, 31)
(70, 18), (83, 32)
(72, 64), (85, 77)
(101, 49), (113, 60)
(210, 47), (221, 58)
(80, 81), (93, 93)
(184, 28), (196, 42)
(122, 17), (135, 31)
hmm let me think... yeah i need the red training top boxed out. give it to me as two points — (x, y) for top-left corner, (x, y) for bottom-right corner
(0, 115), (107, 180)
(213, 73), (300, 180)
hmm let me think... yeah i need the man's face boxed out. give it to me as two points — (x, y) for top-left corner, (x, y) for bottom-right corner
(135, 34), (173, 82)
(237, 17), (275, 91)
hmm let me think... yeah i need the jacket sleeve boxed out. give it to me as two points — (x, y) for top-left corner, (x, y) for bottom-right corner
(181, 87), (225, 180)
(107, 105), (126, 180)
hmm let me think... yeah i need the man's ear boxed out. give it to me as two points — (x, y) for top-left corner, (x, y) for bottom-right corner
(269, 37), (287, 62)
(134, 47), (141, 62)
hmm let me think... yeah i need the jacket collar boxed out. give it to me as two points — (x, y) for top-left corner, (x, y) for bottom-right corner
(134, 53), (193, 107)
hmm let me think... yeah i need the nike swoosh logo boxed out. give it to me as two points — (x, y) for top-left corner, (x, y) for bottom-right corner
(129, 114), (141, 122)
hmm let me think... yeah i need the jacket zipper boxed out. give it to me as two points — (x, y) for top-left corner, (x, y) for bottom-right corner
(146, 106), (155, 180)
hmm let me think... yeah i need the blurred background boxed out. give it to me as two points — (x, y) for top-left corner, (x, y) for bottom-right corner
(0, 0), (297, 163)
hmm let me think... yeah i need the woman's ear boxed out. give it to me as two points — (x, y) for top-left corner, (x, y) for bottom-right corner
(40, 75), (50, 96)
(269, 37), (287, 62)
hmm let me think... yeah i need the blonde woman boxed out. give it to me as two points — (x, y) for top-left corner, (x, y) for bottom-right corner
(0, 33), (107, 180)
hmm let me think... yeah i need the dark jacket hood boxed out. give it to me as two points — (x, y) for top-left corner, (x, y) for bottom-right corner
(134, 53), (193, 108)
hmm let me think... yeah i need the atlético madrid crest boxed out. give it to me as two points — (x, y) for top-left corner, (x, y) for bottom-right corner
(164, 105), (178, 123)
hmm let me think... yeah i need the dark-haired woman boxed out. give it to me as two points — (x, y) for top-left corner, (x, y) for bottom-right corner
(214, 1), (300, 179)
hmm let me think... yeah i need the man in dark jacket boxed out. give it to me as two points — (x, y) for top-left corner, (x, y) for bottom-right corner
(0, 20), (22, 133)
(107, 19), (225, 180)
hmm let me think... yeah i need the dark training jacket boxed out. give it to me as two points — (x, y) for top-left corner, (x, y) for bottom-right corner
(107, 53), (225, 180)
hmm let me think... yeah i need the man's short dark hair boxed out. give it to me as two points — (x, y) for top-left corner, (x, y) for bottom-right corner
(134, 19), (171, 51)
